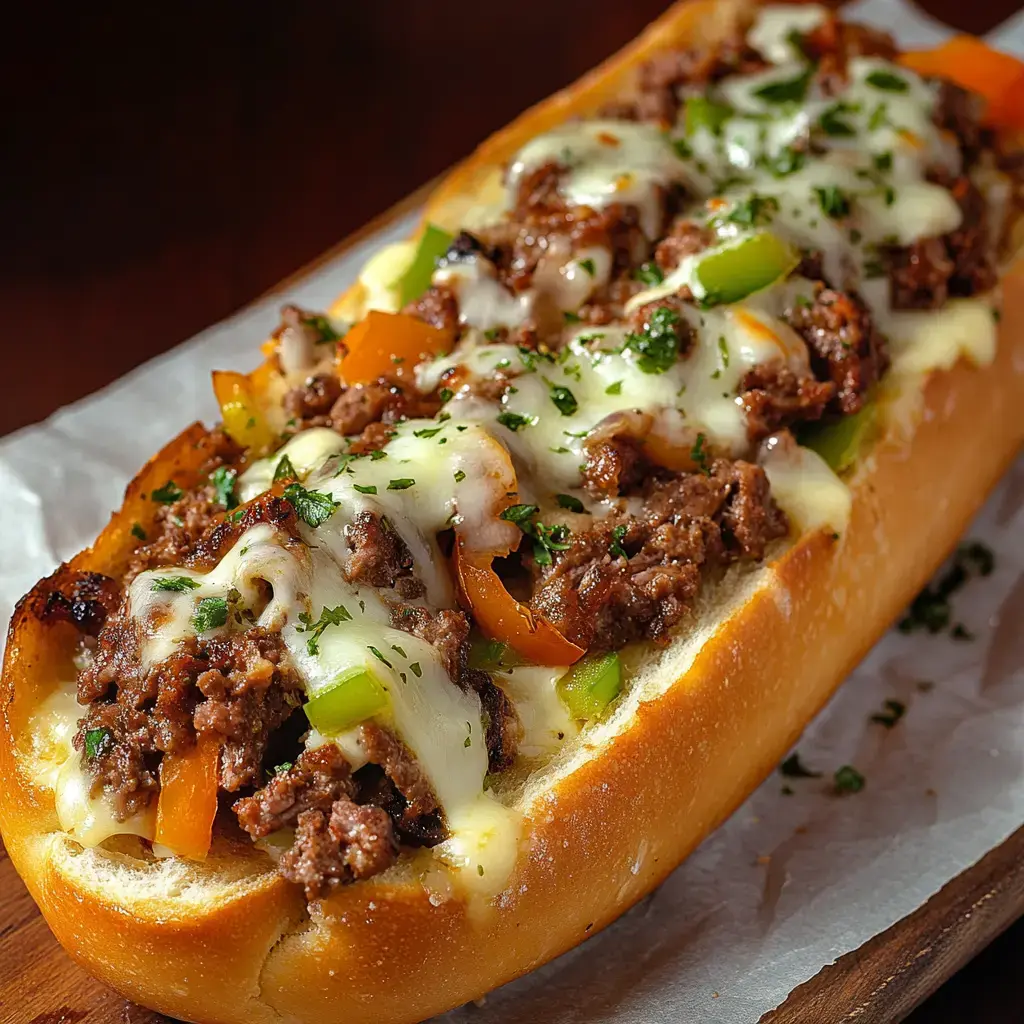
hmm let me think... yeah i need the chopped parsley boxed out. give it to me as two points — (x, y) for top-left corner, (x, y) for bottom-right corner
(410, 662), (422, 678)
(622, 305), (683, 374)
(272, 762), (293, 775)
(453, 469), (466, 484)
(518, 346), (555, 372)
(353, 483), (377, 494)
(633, 262), (665, 287)
(684, 95), (733, 136)
(556, 493), (586, 513)
(870, 699), (906, 729)
(765, 146), (805, 177)
(818, 103), (857, 137)
(500, 503), (540, 526)
(873, 151), (893, 172)
(368, 645), (393, 668)
(549, 384), (578, 417)
(283, 482), (340, 528)
(867, 102), (889, 131)
(413, 426), (443, 439)
(897, 540), (994, 637)
(834, 765), (865, 794)
(609, 524), (628, 559)
(439, 386), (454, 403)
(297, 604), (352, 656)
(814, 185), (851, 219)
(151, 575), (200, 593)
(84, 727), (113, 759)
(499, 504), (571, 566)
(563, 311), (582, 324)
(779, 753), (821, 778)
(752, 66), (813, 104)
(131, 522), (147, 541)
(605, 380), (623, 395)
(579, 257), (596, 276)
(726, 194), (779, 228)
(302, 314), (341, 343)
(865, 69), (908, 93)
(151, 480), (184, 504)
(211, 466), (239, 510)
(192, 597), (228, 633)
(274, 454), (298, 484)
(387, 478), (415, 491)
(717, 336), (730, 369)
(496, 410), (537, 432)
(690, 432), (712, 474)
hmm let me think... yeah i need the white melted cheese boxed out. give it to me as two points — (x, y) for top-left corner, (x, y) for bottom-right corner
(881, 298), (999, 375)
(493, 666), (578, 759)
(435, 256), (534, 330)
(239, 427), (348, 502)
(507, 120), (690, 239)
(747, 4), (828, 65)
(760, 435), (852, 533)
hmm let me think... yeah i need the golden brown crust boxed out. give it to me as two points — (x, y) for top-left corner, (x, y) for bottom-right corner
(3, 2), (1024, 1023)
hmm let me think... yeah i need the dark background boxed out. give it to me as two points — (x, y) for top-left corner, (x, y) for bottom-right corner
(2, 0), (1023, 1020)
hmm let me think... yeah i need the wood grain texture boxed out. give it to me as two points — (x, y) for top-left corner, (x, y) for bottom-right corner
(2, 1), (1023, 1022)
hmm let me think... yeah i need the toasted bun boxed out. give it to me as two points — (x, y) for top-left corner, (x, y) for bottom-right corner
(3, 2), (1023, 1022)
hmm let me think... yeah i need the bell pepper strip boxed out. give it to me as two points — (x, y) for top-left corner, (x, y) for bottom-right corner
(558, 652), (622, 720)
(900, 37), (1024, 130)
(396, 224), (454, 307)
(338, 310), (453, 386)
(453, 543), (584, 666)
(798, 402), (875, 475)
(467, 637), (527, 672)
(211, 370), (276, 452)
(154, 732), (221, 861)
(691, 232), (799, 308)
(303, 668), (390, 735)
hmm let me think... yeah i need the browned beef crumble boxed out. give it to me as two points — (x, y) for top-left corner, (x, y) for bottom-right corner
(345, 511), (422, 598)
(404, 282), (460, 333)
(739, 364), (837, 442)
(783, 284), (888, 415)
(654, 219), (713, 272)
(283, 373), (343, 424)
(529, 460), (787, 650)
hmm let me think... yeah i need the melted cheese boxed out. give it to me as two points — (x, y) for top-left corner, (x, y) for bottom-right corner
(747, 4), (828, 64)
(760, 435), (851, 533)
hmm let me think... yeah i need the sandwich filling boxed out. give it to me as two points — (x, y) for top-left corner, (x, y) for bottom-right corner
(29, 4), (1019, 901)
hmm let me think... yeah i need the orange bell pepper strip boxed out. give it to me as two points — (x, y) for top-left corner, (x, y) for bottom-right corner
(154, 732), (221, 861)
(339, 311), (452, 386)
(211, 369), (276, 452)
(900, 37), (1024, 129)
(453, 542), (584, 666)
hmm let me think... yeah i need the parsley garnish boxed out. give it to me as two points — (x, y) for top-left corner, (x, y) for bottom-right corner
(563, 311), (582, 324)
(873, 151), (893, 172)
(302, 314), (341, 343)
(409, 662), (422, 678)
(549, 384), (578, 416)
(283, 482), (340, 528)
(867, 103), (889, 131)
(499, 504), (571, 566)
(211, 466), (238, 510)
(84, 727), (113, 759)
(297, 604), (352, 656)
(726, 194), (778, 228)
(865, 70), (908, 93)
(834, 765), (865, 794)
(579, 258), (596, 276)
(897, 540), (994, 637)
(151, 576), (200, 593)
(814, 185), (851, 219)
(496, 410), (536, 432)
(272, 762), (293, 775)
(388, 478), (415, 490)
(453, 470), (466, 483)
(274, 454), (298, 483)
(609, 524), (628, 559)
(690, 432), (712, 474)
(518, 346), (554, 372)
(780, 753), (821, 778)
(556, 494), (585, 513)
(819, 103), (857, 137)
(413, 426), (443, 438)
(622, 306), (683, 374)
(633, 262), (665, 287)
(500, 504), (540, 526)
(605, 380), (623, 395)
(765, 146), (805, 177)
(152, 480), (184, 504)
(353, 483), (377, 494)
(753, 66), (813, 104)
(439, 386), (454, 403)
(131, 522), (147, 541)
(871, 699), (906, 729)
(717, 336), (730, 369)
(368, 645), (393, 668)
(672, 136), (692, 158)
(193, 597), (228, 633)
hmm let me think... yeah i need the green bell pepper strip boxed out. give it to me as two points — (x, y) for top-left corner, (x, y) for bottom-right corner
(691, 231), (799, 308)
(467, 637), (527, 672)
(798, 402), (875, 474)
(395, 224), (454, 307)
(558, 652), (622, 721)
(303, 668), (389, 735)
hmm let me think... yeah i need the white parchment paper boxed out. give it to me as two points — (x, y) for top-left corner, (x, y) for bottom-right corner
(1, 4), (1022, 1021)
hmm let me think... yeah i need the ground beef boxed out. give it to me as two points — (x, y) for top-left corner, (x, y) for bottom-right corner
(627, 294), (698, 343)
(784, 285), (887, 414)
(529, 460), (787, 650)
(273, 304), (339, 376)
(344, 511), (422, 598)
(283, 373), (343, 424)
(579, 411), (655, 497)
(404, 283), (460, 333)
(802, 14), (897, 94)
(77, 621), (304, 818)
(328, 380), (441, 438)
(739, 364), (836, 441)
(358, 722), (438, 822)
(654, 219), (712, 272)
(887, 177), (998, 309)
(933, 81), (985, 163)
(32, 568), (121, 637)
